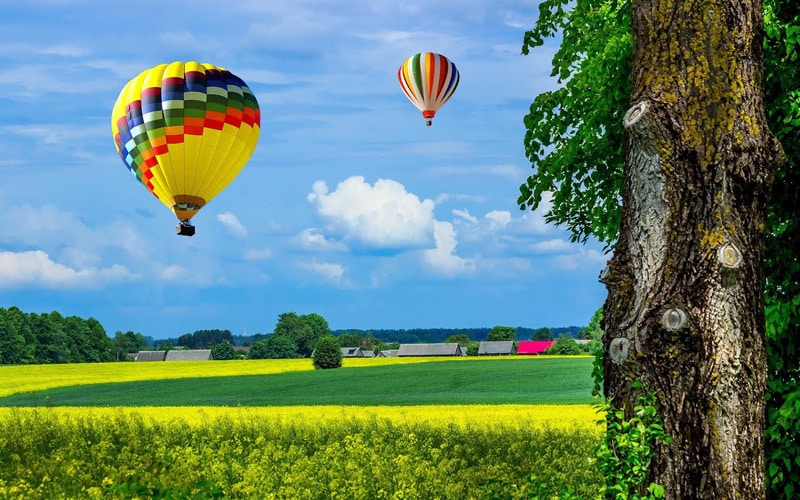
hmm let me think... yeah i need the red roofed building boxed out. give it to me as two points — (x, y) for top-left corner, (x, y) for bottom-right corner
(516, 340), (554, 355)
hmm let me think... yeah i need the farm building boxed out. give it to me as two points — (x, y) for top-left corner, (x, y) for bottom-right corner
(165, 349), (213, 361)
(477, 341), (516, 356)
(398, 343), (466, 357)
(341, 347), (365, 358)
(516, 340), (554, 355)
(135, 350), (166, 362)
(377, 349), (399, 357)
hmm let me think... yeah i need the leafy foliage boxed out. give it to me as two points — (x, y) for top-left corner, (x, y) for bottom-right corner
(0, 307), (115, 364)
(531, 327), (554, 340)
(763, 2), (800, 497)
(595, 390), (671, 499)
(311, 335), (342, 370)
(546, 334), (584, 355)
(519, 0), (630, 247)
(487, 325), (516, 341)
(177, 329), (234, 349)
(273, 312), (331, 357)
(210, 340), (237, 360)
(255, 335), (300, 359)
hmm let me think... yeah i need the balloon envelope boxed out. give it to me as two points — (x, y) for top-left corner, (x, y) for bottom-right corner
(397, 52), (459, 126)
(111, 61), (260, 223)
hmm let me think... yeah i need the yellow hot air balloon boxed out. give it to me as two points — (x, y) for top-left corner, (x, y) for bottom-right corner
(111, 61), (260, 236)
(398, 52), (459, 126)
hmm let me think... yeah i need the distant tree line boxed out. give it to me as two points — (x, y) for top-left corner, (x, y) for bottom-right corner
(0, 306), (115, 364)
(176, 329), (234, 349)
(2, 304), (595, 365)
(329, 326), (584, 344)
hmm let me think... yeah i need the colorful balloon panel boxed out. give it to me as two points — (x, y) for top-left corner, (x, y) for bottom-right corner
(398, 52), (459, 125)
(111, 61), (260, 222)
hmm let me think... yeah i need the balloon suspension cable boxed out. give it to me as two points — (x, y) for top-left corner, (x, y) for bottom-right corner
(176, 220), (196, 237)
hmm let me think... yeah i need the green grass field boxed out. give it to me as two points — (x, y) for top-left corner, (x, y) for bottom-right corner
(0, 357), (593, 407)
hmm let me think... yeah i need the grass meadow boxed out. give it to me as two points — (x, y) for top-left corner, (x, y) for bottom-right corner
(0, 356), (604, 499)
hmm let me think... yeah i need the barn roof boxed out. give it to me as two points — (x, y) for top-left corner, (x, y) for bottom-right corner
(397, 343), (465, 357)
(341, 347), (364, 358)
(516, 340), (554, 355)
(477, 341), (516, 355)
(165, 349), (213, 361)
(135, 350), (166, 361)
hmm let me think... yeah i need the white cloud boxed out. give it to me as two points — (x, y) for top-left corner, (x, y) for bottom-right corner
(0, 204), (149, 260)
(484, 210), (511, 230)
(301, 260), (345, 283)
(294, 228), (347, 252)
(452, 208), (478, 224)
(0, 250), (135, 289)
(217, 212), (248, 237)
(308, 176), (435, 250)
(422, 221), (475, 277)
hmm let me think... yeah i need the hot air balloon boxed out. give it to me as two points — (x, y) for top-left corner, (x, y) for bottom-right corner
(111, 61), (260, 236)
(397, 52), (459, 126)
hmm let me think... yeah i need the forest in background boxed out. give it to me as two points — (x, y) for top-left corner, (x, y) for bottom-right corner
(0, 306), (588, 365)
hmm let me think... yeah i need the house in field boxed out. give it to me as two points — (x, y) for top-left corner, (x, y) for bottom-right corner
(165, 349), (213, 361)
(477, 341), (516, 356)
(397, 343), (466, 357)
(135, 350), (166, 361)
(341, 347), (365, 358)
(377, 349), (399, 357)
(516, 340), (554, 355)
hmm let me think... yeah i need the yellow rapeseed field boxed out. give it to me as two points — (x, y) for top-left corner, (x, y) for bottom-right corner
(0, 404), (598, 431)
(0, 356), (598, 430)
(0, 357), (449, 397)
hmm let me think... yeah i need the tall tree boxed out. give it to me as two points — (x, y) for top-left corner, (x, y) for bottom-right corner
(522, 0), (785, 496)
(486, 325), (516, 342)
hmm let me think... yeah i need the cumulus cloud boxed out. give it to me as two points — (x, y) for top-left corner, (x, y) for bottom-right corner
(422, 221), (475, 277)
(0, 250), (136, 289)
(307, 176), (435, 251)
(294, 228), (347, 252)
(217, 212), (248, 237)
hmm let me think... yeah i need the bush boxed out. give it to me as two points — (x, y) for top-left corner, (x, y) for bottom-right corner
(312, 335), (342, 369)
(546, 334), (583, 355)
(210, 340), (236, 360)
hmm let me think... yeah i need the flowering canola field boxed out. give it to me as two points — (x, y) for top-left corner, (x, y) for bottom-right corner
(0, 357), (602, 498)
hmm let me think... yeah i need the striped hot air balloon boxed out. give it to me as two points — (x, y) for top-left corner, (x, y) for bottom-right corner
(398, 52), (459, 126)
(111, 61), (261, 236)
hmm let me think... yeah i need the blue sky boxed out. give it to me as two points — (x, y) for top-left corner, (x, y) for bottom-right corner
(0, 0), (608, 339)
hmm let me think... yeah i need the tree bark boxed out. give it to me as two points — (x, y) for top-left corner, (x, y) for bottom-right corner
(601, 0), (783, 498)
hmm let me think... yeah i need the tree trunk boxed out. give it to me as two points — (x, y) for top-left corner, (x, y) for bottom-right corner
(601, 0), (783, 498)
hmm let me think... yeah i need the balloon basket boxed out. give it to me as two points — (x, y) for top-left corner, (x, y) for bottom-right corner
(176, 221), (196, 236)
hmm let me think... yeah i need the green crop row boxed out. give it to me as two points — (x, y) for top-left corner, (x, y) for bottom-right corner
(0, 409), (602, 499)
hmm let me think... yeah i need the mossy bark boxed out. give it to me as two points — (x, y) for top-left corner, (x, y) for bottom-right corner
(601, 0), (783, 497)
